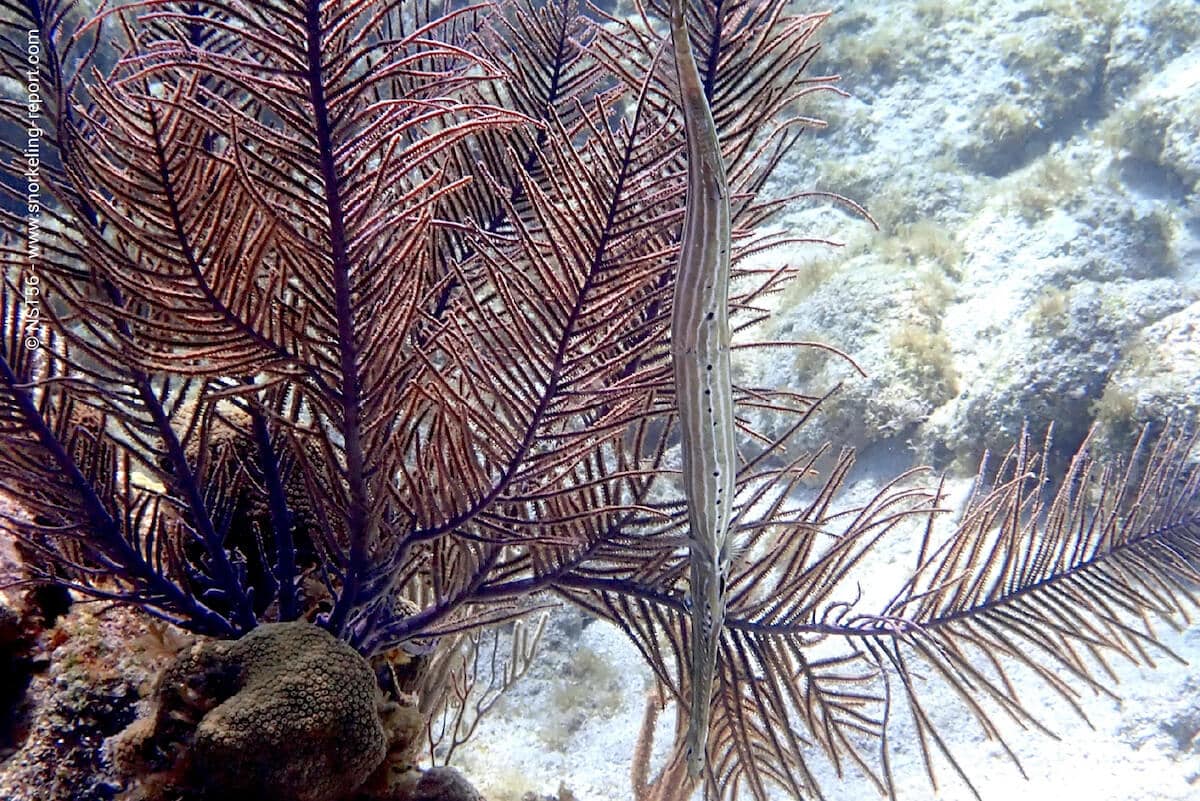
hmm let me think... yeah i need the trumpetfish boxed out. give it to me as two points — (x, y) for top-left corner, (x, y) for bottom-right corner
(667, 0), (735, 779)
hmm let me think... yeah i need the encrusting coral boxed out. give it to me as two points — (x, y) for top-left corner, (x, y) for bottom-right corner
(108, 621), (418, 801)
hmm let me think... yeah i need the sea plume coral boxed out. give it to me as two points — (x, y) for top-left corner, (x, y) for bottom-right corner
(0, 0), (1198, 799)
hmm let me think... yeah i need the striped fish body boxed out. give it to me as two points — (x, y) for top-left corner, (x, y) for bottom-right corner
(667, 0), (736, 779)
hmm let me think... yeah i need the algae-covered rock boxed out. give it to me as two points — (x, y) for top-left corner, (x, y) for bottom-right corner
(359, 764), (484, 801)
(1092, 301), (1200, 454)
(111, 620), (390, 801)
(409, 766), (483, 801)
(957, 3), (1113, 176)
(744, 255), (961, 466)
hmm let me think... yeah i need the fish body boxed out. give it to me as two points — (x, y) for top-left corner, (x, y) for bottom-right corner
(667, 0), (735, 779)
